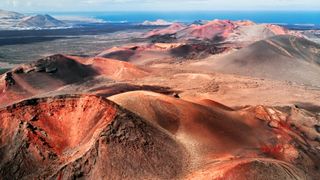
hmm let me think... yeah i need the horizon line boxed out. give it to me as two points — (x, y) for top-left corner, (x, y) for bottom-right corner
(20, 9), (320, 13)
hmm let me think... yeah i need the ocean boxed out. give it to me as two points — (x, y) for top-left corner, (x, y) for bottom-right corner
(48, 11), (320, 25)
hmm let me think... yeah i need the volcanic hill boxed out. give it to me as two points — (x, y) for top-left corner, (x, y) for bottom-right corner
(193, 35), (320, 86)
(0, 92), (319, 179)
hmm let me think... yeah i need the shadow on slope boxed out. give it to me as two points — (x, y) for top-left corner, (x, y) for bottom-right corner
(198, 35), (320, 86)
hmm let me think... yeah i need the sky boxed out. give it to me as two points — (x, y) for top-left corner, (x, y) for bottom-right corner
(1, 0), (320, 12)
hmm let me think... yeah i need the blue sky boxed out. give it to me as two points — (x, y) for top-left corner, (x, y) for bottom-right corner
(1, 0), (320, 12)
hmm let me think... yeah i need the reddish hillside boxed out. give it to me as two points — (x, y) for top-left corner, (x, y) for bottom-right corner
(177, 19), (236, 41)
(69, 56), (149, 80)
(0, 95), (187, 179)
(0, 54), (148, 107)
(109, 91), (320, 179)
(1, 92), (319, 179)
(195, 35), (320, 86)
(145, 23), (186, 37)
(145, 19), (302, 43)
(97, 42), (227, 64)
(0, 18), (318, 180)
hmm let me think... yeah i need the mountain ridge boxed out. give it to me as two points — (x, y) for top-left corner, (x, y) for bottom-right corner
(0, 9), (68, 30)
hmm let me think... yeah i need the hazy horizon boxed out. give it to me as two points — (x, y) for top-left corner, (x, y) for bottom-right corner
(2, 9), (319, 25)
(1, 0), (320, 12)
(19, 10), (320, 14)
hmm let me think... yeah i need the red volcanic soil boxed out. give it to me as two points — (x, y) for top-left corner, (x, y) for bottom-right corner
(97, 43), (184, 64)
(178, 19), (236, 40)
(98, 20), (298, 65)
(0, 20), (319, 180)
(0, 54), (149, 107)
(97, 42), (228, 64)
(68, 56), (149, 80)
(0, 91), (319, 179)
(95, 45), (140, 61)
(109, 91), (320, 179)
(234, 20), (256, 26)
(145, 19), (302, 43)
(266, 24), (289, 35)
(145, 20), (237, 41)
(0, 54), (96, 106)
(145, 23), (186, 37)
(0, 95), (187, 179)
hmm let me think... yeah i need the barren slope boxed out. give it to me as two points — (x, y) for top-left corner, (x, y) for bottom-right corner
(97, 43), (227, 65)
(17, 14), (66, 28)
(0, 90), (319, 179)
(193, 35), (320, 86)
(0, 54), (149, 107)
(0, 95), (187, 179)
(109, 91), (320, 179)
(145, 20), (300, 44)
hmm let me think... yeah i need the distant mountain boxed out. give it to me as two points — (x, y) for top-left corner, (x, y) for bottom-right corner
(0, 9), (68, 30)
(0, 9), (24, 19)
(0, 9), (25, 30)
(17, 14), (67, 28)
